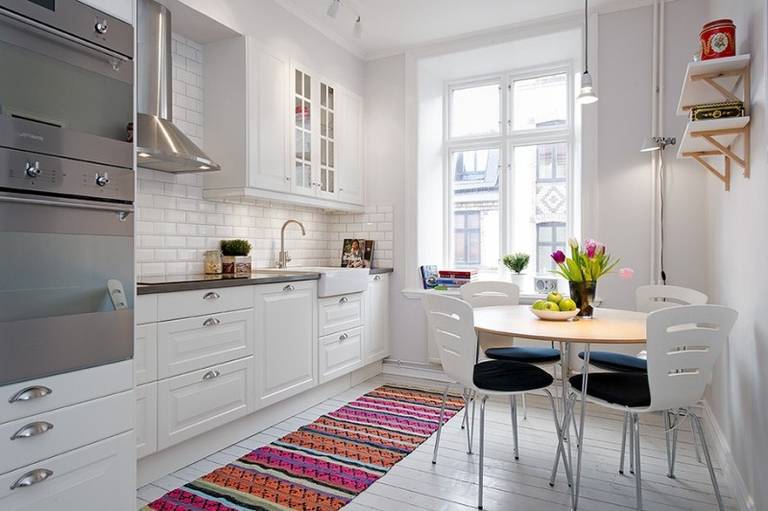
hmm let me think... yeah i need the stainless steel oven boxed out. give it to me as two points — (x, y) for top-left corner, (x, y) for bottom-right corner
(0, 0), (134, 385)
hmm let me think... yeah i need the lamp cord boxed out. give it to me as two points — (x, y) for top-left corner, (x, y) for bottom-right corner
(584, 0), (589, 73)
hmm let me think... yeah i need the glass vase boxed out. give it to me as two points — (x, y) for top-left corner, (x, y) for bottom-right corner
(569, 280), (597, 319)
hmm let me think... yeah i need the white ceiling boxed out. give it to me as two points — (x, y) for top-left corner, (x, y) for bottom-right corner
(274, 0), (652, 59)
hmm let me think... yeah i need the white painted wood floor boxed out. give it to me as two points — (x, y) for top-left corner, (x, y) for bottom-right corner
(137, 374), (736, 511)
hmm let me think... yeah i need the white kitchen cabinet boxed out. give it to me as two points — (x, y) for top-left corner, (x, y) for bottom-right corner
(156, 309), (254, 378)
(319, 327), (363, 383)
(78, 0), (133, 24)
(134, 323), (157, 385)
(365, 274), (390, 363)
(156, 286), (253, 321)
(135, 383), (157, 459)
(157, 357), (253, 450)
(0, 432), (135, 511)
(318, 293), (364, 337)
(336, 88), (364, 205)
(203, 37), (364, 212)
(254, 281), (317, 408)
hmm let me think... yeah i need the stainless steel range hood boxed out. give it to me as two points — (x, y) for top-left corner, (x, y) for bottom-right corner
(136, 0), (219, 173)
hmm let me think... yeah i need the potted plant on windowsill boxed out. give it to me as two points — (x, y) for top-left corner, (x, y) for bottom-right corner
(550, 239), (619, 318)
(502, 252), (530, 286)
(220, 239), (252, 275)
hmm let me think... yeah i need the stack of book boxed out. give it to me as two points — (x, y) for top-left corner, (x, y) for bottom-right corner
(420, 265), (478, 289)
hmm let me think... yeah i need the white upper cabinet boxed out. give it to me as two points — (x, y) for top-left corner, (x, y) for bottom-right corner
(204, 36), (364, 211)
(78, 0), (133, 24)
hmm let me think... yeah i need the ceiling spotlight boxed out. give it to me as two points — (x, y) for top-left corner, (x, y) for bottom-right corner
(640, 136), (677, 152)
(326, 0), (340, 18)
(577, 0), (597, 105)
(353, 16), (362, 38)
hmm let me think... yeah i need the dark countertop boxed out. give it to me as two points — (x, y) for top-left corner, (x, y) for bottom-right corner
(370, 267), (394, 275)
(137, 271), (320, 295)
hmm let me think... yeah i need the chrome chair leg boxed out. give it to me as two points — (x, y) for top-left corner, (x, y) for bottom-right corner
(463, 391), (473, 454)
(619, 412), (629, 474)
(461, 388), (469, 430)
(690, 413), (703, 463)
(632, 413), (643, 511)
(691, 412), (725, 511)
(511, 395), (519, 459)
(629, 415), (635, 474)
(546, 390), (573, 491)
(522, 393), (528, 420)
(432, 385), (449, 465)
(669, 412), (679, 479)
(549, 392), (575, 487)
(664, 411), (675, 478)
(469, 391), (477, 451)
(478, 395), (488, 510)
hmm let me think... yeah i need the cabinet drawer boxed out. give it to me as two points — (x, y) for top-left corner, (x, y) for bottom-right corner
(135, 323), (158, 385)
(156, 286), (254, 321)
(0, 432), (135, 511)
(0, 390), (133, 475)
(157, 357), (253, 450)
(318, 293), (364, 336)
(136, 294), (157, 325)
(136, 383), (157, 459)
(319, 327), (363, 383)
(157, 309), (254, 378)
(0, 361), (133, 426)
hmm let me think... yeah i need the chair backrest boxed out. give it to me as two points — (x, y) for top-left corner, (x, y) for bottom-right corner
(421, 294), (478, 389)
(635, 284), (707, 313)
(645, 305), (737, 411)
(460, 281), (520, 308)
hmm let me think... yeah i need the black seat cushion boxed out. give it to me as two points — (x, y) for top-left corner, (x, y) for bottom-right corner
(578, 351), (648, 373)
(569, 373), (650, 408)
(473, 360), (554, 393)
(485, 347), (561, 363)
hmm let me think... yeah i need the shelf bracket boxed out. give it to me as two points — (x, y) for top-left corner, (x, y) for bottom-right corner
(690, 154), (730, 191)
(682, 66), (749, 111)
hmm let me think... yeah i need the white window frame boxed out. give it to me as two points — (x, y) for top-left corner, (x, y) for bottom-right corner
(443, 62), (577, 270)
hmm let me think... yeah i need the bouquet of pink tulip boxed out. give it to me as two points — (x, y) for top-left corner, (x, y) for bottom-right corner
(550, 238), (620, 282)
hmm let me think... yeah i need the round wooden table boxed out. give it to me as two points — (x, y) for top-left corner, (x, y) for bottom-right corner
(473, 305), (648, 511)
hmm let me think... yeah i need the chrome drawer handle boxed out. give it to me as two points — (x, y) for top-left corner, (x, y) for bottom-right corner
(339, 333), (349, 342)
(11, 421), (54, 441)
(202, 369), (221, 381)
(10, 469), (53, 490)
(9, 386), (52, 404)
(339, 296), (349, 304)
(283, 284), (295, 292)
(203, 291), (221, 301)
(373, 275), (382, 281)
(203, 317), (221, 327)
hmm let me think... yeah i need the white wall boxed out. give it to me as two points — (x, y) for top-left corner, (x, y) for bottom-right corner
(704, 1), (768, 509)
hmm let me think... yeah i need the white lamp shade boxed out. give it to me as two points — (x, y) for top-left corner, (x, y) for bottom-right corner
(640, 137), (661, 152)
(576, 71), (598, 104)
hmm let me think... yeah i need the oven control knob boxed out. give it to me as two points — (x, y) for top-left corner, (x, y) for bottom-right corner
(25, 161), (41, 178)
(95, 20), (108, 34)
(95, 173), (110, 187)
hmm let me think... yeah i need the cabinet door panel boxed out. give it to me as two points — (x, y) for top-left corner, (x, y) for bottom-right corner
(365, 274), (390, 363)
(337, 89), (364, 205)
(135, 323), (157, 385)
(136, 383), (157, 459)
(254, 282), (316, 407)
(319, 327), (363, 383)
(249, 41), (290, 192)
(318, 293), (364, 336)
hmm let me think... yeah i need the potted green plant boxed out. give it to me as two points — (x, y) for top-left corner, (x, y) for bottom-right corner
(502, 252), (530, 285)
(220, 239), (252, 274)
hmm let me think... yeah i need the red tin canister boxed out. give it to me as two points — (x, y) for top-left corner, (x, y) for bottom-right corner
(700, 19), (736, 60)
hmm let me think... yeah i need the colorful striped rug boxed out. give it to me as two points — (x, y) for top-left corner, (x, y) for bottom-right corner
(142, 385), (464, 511)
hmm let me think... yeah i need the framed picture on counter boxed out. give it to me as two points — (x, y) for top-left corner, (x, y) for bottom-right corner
(341, 239), (374, 268)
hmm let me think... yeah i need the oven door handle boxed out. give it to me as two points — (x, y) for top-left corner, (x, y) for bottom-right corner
(0, 8), (130, 64)
(0, 193), (133, 214)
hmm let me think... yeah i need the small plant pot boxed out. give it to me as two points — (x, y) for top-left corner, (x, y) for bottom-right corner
(222, 256), (252, 274)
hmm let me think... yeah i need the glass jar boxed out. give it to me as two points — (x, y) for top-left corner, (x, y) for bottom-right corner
(203, 250), (223, 274)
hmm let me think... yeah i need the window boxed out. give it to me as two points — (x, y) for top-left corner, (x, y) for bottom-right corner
(445, 70), (574, 271)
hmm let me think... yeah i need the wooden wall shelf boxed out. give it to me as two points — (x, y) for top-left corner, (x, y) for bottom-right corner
(676, 55), (751, 191)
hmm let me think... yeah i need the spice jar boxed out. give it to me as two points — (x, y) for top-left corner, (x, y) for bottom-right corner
(203, 250), (223, 274)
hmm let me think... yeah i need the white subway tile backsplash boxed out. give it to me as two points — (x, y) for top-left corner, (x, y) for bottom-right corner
(135, 33), (393, 277)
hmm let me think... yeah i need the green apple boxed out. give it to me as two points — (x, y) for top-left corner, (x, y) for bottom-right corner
(532, 300), (548, 311)
(543, 301), (560, 312)
(559, 298), (577, 312)
(547, 291), (563, 304)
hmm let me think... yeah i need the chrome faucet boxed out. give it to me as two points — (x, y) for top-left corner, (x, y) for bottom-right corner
(278, 219), (306, 268)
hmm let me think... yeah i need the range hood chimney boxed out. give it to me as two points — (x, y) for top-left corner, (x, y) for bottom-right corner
(136, 0), (220, 173)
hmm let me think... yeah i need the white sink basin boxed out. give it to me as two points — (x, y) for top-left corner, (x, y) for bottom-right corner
(267, 267), (370, 297)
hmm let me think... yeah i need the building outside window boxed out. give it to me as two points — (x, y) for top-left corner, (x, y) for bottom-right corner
(445, 69), (574, 271)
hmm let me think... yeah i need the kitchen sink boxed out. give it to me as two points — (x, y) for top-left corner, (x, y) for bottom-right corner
(265, 267), (370, 297)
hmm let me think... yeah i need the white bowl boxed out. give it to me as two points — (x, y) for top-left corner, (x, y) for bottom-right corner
(530, 307), (580, 321)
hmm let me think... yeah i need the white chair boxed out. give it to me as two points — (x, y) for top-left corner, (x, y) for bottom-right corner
(460, 281), (561, 438)
(422, 294), (564, 509)
(565, 305), (737, 511)
(579, 284), (708, 476)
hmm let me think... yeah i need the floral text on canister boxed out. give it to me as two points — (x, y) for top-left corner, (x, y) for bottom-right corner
(550, 238), (620, 318)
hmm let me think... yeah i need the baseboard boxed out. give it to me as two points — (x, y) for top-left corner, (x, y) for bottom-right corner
(137, 362), (382, 487)
(381, 359), (451, 382)
(702, 400), (755, 511)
